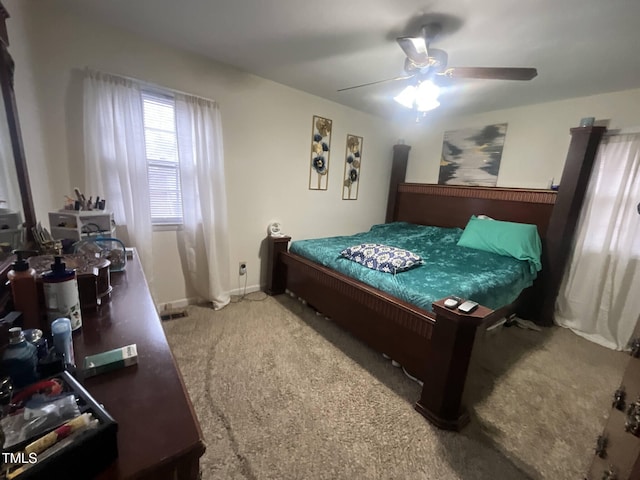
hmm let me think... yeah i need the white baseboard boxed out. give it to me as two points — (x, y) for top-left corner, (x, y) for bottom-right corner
(156, 284), (263, 312)
(156, 297), (199, 313)
(229, 284), (262, 296)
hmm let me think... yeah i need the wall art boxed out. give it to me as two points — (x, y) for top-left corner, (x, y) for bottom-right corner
(342, 134), (363, 200)
(438, 123), (508, 187)
(308, 116), (332, 190)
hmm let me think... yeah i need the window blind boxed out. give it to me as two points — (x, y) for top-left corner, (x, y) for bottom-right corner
(142, 91), (183, 225)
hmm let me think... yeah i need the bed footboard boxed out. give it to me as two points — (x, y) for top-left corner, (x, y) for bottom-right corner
(266, 236), (498, 431)
(417, 300), (499, 430)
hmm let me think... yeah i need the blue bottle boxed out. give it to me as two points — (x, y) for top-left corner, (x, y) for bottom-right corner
(2, 327), (38, 388)
(51, 317), (75, 369)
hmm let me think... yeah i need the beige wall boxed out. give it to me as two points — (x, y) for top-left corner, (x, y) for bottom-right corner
(6, 0), (401, 305)
(402, 88), (640, 188)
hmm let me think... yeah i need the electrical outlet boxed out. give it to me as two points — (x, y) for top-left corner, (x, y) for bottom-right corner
(239, 261), (247, 276)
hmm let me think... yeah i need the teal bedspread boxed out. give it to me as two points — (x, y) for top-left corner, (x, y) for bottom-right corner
(289, 222), (538, 312)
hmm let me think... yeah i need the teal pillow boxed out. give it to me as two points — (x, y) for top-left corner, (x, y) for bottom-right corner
(457, 216), (542, 274)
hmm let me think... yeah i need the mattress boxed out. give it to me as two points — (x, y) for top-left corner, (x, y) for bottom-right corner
(288, 222), (538, 312)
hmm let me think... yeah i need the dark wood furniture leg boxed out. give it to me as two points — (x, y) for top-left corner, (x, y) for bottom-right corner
(415, 300), (497, 430)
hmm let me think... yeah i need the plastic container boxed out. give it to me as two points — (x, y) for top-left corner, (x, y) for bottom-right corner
(42, 256), (82, 331)
(74, 236), (126, 272)
(7, 251), (42, 330)
(2, 327), (38, 388)
(51, 317), (75, 369)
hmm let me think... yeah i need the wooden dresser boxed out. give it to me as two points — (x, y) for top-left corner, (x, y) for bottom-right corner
(587, 331), (640, 479)
(72, 253), (205, 479)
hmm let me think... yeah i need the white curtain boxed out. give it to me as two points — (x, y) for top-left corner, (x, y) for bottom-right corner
(0, 123), (21, 214)
(175, 94), (230, 309)
(555, 133), (640, 350)
(83, 70), (154, 280)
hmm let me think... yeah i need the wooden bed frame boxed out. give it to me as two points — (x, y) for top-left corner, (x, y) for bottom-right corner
(265, 126), (605, 431)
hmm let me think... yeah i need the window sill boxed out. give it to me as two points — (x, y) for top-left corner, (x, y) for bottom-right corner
(152, 224), (183, 232)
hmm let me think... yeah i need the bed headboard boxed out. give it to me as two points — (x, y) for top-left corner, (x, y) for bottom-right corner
(386, 126), (606, 325)
(392, 183), (557, 238)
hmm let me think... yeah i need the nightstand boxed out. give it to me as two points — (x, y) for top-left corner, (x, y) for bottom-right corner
(266, 235), (290, 295)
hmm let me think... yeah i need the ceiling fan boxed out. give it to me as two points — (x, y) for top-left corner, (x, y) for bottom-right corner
(338, 23), (537, 111)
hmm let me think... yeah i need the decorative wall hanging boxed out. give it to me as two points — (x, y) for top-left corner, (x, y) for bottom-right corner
(342, 134), (363, 200)
(438, 123), (508, 187)
(308, 115), (332, 190)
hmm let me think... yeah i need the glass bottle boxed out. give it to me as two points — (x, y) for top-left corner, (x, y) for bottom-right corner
(2, 327), (38, 388)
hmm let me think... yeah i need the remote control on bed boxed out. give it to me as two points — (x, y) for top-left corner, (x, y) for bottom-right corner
(458, 300), (479, 314)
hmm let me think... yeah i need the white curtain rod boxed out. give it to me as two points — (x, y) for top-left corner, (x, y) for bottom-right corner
(84, 67), (218, 105)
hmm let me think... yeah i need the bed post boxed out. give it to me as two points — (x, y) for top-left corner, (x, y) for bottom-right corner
(414, 299), (498, 431)
(539, 125), (606, 325)
(266, 236), (291, 295)
(385, 144), (411, 223)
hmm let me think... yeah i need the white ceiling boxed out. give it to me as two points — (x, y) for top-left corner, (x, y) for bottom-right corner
(57, 0), (640, 121)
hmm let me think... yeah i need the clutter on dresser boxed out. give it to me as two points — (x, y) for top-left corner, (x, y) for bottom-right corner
(28, 254), (112, 315)
(40, 258), (82, 331)
(0, 371), (118, 480)
(82, 344), (138, 378)
(1, 327), (38, 389)
(50, 318), (75, 371)
(48, 210), (115, 243)
(61, 188), (106, 212)
(0, 315), (117, 478)
(29, 223), (61, 256)
(73, 236), (126, 272)
(6, 253), (41, 331)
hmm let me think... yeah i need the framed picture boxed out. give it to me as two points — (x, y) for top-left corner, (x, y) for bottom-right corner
(438, 123), (508, 186)
(308, 115), (332, 190)
(342, 134), (363, 200)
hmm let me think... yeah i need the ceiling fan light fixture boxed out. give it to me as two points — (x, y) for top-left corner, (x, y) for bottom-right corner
(415, 80), (440, 112)
(394, 80), (440, 112)
(393, 85), (417, 109)
(416, 97), (440, 112)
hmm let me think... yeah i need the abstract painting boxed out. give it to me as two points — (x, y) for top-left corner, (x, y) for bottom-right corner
(342, 134), (363, 200)
(438, 123), (508, 186)
(308, 115), (332, 190)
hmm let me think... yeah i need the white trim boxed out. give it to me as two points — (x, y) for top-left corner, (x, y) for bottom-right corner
(156, 285), (265, 311)
(156, 297), (200, 313)
(152, 224), (183, 232)
(228, 284), (262, 296)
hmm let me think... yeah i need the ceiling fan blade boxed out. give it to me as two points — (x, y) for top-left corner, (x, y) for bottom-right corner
(337, 75), (415, 92)
(396, 36), (429, 66)
(441, 67), (538, 81)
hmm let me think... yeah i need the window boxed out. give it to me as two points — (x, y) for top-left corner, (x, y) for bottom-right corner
(142, 91), (183, 225)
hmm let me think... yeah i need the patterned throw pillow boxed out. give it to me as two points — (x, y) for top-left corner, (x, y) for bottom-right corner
(339, 243), (423, 274)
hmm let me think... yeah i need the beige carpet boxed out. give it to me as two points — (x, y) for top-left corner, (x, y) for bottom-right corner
(162, 293), (628, 480)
